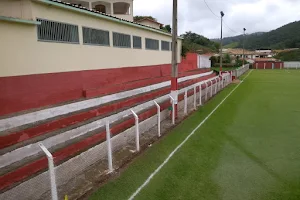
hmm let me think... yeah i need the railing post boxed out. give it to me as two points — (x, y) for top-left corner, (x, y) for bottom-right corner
(218, 77), (221, 91)
(221, 76), (224, 88)
(153, 101), (161, 137)
(169, 95), (175, 125)
(193, 85), (197, 110)
(205, 81), (208, 101)
(210, 80), (213, 97)
(214, 78), (217, 94)
(105, 121), (113, 173)
(130, 109), (140, 152)
(199, 83), (202, 106)
(184, 89), (188, 115)
(39, 143), (58, 200)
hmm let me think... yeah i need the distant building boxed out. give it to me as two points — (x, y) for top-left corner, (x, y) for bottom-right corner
(255, 49), (273, 58)
(63, 0), (134, 21)
(134, 17), (163, 29)
(225, 48), (256, 59)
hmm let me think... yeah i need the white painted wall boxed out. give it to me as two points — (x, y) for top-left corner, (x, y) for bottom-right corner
(284, 61), (300, 69)
(0, 1), (182, 77)
(0, 0), (33, 20)
(197, 55), (211, 68)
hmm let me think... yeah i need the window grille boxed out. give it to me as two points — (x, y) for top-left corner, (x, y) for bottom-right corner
(113, 32), (131, 48)
(133, 36), (142, 49)
(37, 18), (79, 43)
(82, 27), (110, 46)
(161, 41), (170, 51)
(145, 38), (159, 50)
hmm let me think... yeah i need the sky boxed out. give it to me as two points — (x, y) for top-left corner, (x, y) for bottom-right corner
(134, 0), (300, 39)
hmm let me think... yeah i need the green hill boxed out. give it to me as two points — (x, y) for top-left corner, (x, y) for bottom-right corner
(274, 49), (300, 61)
(213, 21), (300, 50)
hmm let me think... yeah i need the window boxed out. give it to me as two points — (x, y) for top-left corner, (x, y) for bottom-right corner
(145, 38), (159, 50)
(113, 32), (131, 48)
(37, 18), (79, 43)
(82, 27), (109, 46)
(133, 36), (142, 49)
(161, 41), (170, 51)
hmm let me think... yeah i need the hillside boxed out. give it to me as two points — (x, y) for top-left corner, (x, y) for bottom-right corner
(213, 21), (300, 50)
(274, 49), (300, 61)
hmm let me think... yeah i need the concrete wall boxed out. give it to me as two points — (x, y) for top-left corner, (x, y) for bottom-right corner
(0, 0), (182, 77)
(254, 61), (283, 69)
(0, 0), (33, 20)
(284, 61), (300, 69)
(198, 55), (211, 68)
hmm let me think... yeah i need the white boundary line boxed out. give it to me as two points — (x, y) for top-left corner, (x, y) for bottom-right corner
(128, 70), (253, 200)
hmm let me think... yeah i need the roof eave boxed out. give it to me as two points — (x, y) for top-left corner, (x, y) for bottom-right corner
(34, 0), (183, 39)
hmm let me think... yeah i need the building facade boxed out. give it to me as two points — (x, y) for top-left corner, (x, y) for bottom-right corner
(0, 0), (183, 116)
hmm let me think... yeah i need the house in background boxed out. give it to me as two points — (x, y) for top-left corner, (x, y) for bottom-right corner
(63, 0), (134, 21)
(225, 48), (256, 60)
(255, 49), (273, 58)
(134, 17), (163, 29)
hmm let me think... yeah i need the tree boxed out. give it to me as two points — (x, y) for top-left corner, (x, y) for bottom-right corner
(209, 56), (218, 67)
(133, 16), (157, 22)
(161, 24), (171, 33)
(224, 53), (231, 63)
(180, 31), (220, 53)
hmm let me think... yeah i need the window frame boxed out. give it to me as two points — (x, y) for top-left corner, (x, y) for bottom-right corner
(82, 26), (110, 47)
(132, 35), (142, 49)
(36, 18), (79, 44)
(161, 40), (171, 51)
(145, 38), (159, 51)
(112, 32), (131, 48)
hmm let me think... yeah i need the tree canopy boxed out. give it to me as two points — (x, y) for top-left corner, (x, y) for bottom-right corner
(180, 31), (220, 56)
(133, 16), (157, 22)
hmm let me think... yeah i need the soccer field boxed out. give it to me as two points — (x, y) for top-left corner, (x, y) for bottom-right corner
(89, 70), (300, 200)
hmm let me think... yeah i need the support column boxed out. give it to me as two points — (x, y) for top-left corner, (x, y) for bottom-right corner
(110, 3), (114, 15)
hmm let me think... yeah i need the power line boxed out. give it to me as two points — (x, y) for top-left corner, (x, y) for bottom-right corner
(223, 20), (242, 35)
(203, 0), (219, 19)
(203, 0), (243, 36)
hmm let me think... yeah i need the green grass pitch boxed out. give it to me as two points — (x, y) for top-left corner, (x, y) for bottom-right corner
(90, 70), (300, 200)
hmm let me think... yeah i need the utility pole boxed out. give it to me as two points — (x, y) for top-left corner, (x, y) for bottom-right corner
(242, 28), (246, 66)
(219, 11), (224, 73)
(171, 0), (178, 118)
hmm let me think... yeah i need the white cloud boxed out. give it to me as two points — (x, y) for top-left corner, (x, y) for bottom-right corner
(133, 0), (300, 38)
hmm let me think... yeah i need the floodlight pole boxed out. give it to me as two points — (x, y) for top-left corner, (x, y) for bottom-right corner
(243, 28), (246, 66)
(219, 11), (224, 73)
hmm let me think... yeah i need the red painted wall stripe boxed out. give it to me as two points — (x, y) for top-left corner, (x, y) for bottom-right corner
(0, 74), (215, 149)
(0, 53), (202, 117)
(0, 75), (217, 190)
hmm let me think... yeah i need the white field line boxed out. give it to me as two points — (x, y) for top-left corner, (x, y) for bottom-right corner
(128, 70), (253, 200)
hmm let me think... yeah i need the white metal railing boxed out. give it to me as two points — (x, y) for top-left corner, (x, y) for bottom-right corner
(234, 64), (250, 78)
(16, 73), (234, 200)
